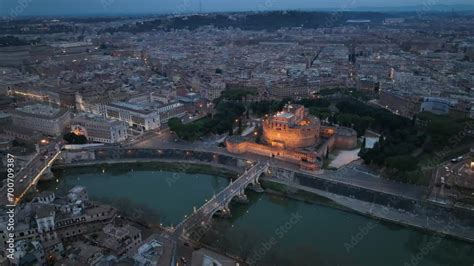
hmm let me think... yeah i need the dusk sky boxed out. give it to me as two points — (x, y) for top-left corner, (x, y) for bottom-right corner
(1, 0), (473, 17)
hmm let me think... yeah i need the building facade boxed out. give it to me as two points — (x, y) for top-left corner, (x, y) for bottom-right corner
(226, 105), (357, 171)
(71, 115), (128, 144)
(10, 104), (71, 136)
(105, 102), (160, 131)
(420, 97), (455, 115)
(263, 104), (321, 149)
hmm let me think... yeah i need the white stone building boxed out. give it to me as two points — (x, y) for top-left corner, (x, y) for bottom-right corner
(105, 102), (160, 131)
(10, 103), (71, 136)
(71, 114), (128, 144)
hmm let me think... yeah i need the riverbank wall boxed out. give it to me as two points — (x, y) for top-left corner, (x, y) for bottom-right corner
(264, 168), (474, 243)
(52, 148), (474, 243)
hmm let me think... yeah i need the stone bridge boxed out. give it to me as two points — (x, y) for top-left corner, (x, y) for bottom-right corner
(1, 145), (61, 205)
(7, 145), (271, 239)
(173, 162), (269, 238)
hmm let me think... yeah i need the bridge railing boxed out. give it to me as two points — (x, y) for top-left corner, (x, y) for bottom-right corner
(174, 162), (268, 233)
(14, 149), (62, 204)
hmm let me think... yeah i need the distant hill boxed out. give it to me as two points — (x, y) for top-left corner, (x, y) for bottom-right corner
(319, 4), (474, 12)
(102, 11), (391, 34)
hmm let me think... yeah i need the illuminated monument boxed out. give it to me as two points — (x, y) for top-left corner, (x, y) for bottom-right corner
(263, 104), (320, 149)
(226, 103), (357, 171)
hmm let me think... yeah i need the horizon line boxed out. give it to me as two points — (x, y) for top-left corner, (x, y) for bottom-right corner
(2, 5), (474, 20)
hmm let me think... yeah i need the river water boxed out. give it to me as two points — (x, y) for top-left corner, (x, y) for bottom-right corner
(44, 164), (474, 266)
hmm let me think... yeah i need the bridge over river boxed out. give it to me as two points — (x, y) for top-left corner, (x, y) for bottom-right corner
(172, 162), (269, 238)
(1, 143), (61, 205)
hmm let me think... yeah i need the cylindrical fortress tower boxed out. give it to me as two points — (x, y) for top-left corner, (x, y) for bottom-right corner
(262, 104), (321, 149)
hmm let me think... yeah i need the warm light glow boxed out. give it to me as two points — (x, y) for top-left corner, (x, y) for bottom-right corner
(15, 150), (62, 204)
(14, 91), (45, 99)
(72, 126), (85, 136)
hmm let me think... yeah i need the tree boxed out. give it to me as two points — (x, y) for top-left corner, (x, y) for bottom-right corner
(169, 101), (245, 141)
(168, 117), (206, 141)
(385, 155), (418, 172)
(168, 117), (182, 130)
(297, 98), (330, 108)
(63, 132), (87, 144)
(336, 113), (355, 127)
(218, 89), (255, 102)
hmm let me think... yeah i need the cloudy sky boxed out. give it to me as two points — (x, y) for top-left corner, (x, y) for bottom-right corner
(1, 0), (473, 17)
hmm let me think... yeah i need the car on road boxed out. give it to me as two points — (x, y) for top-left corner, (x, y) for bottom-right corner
(451, 156), (465, 163)
(18, 175), (26, 183)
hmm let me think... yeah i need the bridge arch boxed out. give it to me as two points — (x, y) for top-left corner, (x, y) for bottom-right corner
(174, 162), (269, 237)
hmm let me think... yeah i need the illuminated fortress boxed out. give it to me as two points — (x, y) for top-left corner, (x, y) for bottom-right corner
(226, 104), (358, 171)
(263, 104), (320, 149)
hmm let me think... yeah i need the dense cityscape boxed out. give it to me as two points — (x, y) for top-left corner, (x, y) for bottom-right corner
(1, 1), (474, 265)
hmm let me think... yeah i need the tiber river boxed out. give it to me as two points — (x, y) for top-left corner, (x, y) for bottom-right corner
(40, 164), (474, 266)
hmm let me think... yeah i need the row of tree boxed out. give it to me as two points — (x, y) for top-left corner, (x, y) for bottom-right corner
(169, 89), (473, 184)
(169, 101), (245, 141)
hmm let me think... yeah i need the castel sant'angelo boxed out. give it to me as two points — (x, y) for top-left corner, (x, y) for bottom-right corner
(226, 103), (358, 170)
